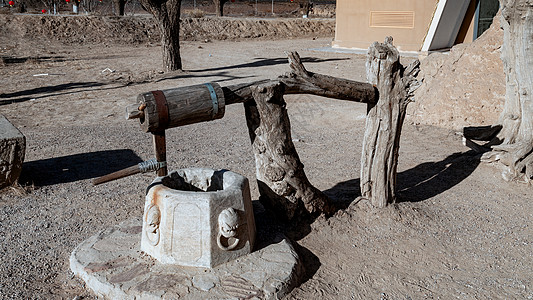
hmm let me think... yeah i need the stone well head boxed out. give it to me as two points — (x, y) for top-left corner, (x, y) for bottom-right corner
(140, 168), (256, 268)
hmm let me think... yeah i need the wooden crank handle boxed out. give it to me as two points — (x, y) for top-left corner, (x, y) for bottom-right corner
(92, 159), (167, 186)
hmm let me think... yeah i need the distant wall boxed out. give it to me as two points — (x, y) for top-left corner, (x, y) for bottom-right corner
(333, 0), (438, 51)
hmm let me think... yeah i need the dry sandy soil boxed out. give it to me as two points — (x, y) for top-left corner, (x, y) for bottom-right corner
(1, 14), (532, 300)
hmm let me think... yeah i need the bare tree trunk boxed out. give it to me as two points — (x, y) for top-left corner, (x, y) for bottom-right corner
(113, 0), (126, 15)
(213, 0), (228, 16)
(244, 81), (332, 220)
(140, 0), (182, 71)
(299, 0), (311, 17)
(360, 37), (420, 208)
(466, 1), (533, 182)
(160, 1), (182, 72)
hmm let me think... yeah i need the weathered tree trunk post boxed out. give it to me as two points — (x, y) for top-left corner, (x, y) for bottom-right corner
(360, 37), (420, 208)
(140, 0), (182, 71)
(213, 0), (228, 16)
(472, 1), (533, 182)
(299, 0), (312, 17)
(244, 82), (332, 220)
(113, 0), (126, 16)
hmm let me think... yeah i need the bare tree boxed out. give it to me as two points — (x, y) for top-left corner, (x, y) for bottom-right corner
(140, 0), (182, 71)
(80, 0), (100, 13)
(464, 1), (533, 182)
(112, 0), (126, 15)
(213, 0), (228, 16)
(299, 0), (312, 17)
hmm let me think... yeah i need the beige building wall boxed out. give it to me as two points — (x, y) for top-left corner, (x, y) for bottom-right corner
(333, 0), (439, 51)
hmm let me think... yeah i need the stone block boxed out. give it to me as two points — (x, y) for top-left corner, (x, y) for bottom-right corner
(0, 115), (25, 189)
(141, 168), (256, 268)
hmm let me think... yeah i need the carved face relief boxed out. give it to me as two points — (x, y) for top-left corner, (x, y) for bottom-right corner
(145, 204), (161, 246)
(218, 208), (240, 238)
(217, 208), (241, 251)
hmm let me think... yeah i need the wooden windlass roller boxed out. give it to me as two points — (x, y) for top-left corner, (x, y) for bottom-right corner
(128, 82), (226, 133)
(93, 83), (226, 185)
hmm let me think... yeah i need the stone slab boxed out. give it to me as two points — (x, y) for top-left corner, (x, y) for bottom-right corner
(70, 219), (303, 300)
(0, 114), (25, 189)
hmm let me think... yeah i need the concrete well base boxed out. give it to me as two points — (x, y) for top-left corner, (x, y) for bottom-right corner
(0, 114), (25, 189)
(141, 168), (256, 268)
(70, 219), (303, 300)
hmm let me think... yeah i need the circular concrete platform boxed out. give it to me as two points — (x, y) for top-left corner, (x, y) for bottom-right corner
(70, 219), (303, 299)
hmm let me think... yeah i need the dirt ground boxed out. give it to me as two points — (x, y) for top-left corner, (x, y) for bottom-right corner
(1, 14), (532, 300)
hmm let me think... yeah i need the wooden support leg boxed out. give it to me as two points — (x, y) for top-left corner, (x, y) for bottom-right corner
(153, 131), (168, 176)
(244, 81), (332, 220)
(360, 37), (420, 208)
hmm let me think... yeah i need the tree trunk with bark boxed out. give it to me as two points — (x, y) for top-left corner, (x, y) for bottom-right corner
(213, 0), (228, 16)
(360, 37), (420, 208)
(113, 0), (126, 15)
(299, 0), (312, 17)
(140, 0), (182, 71)
(244, 82), (332, 220)
(241, 52), (375, 220)
(464, 1), (533, 182)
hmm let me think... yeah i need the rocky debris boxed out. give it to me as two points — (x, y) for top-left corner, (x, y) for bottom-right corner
(408, 12), (505, 130)
(0, 114), (25, 189)
(0, 14), (335, 45)
(311, 4), (336, 18)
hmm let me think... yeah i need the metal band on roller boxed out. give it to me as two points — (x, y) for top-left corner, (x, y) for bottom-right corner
(204, 83), (219, 117)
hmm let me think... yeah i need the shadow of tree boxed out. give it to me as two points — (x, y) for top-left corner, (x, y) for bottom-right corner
(252, 200), (321, 287)
(0, 55), (68, 65)
(0, 54), (129, 65)
(153, 70), (256, 84)
(0, 70), (259, 106)
(19, 149), (143, 187)
(189, 56), (350, 73)
(323, 151), (481, 209)
(397, 151), (480, 202)
(0, 82), (107, 99)
(323, 178), (361, 212)
(0, 82), (106, 106)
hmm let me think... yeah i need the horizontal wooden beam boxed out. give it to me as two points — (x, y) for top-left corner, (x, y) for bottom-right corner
(223, 52), (376, 105)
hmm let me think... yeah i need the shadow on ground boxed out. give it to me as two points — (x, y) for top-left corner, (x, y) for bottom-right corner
(154, 70), (257, 84)
(397, 151), (481, 202)
(19, 149), (143, 186)
(323, 150), (481, 209)
(0, 82), (106, 105)
(253, 200), (321, 289)
(248, 151), (481, 288)
(190, 57), (350, 73)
